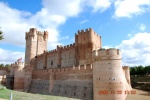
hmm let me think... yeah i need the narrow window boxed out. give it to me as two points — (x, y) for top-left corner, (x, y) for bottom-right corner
(51, 61), (53, 65)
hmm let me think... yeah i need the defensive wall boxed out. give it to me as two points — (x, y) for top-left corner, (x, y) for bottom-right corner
(31, 43), (76, 70)
(6, 28), (132, 100)
(29, 64), (93, 100)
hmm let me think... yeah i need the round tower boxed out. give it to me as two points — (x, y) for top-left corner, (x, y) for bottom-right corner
(13, 62), (25, 91)
(92, 48), (131, 100)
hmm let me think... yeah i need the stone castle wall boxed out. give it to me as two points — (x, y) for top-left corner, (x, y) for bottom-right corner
(28, 28), (102, 70)
(31, 43), (77, 69)
(29, 64), (93, 100)
(7, 28), (131, 100)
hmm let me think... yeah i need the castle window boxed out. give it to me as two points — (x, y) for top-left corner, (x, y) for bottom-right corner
(84, 93), (86, 98)
(51, 61), (53, 65)
(84, 37), (85, 40)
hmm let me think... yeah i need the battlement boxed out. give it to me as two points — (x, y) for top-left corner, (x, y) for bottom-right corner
(25, 28), (48, 40)
(77, 28), (93, 34)
(29, 28), (37, 33)
(11, 62), (24, 67)
(62, 43), (75, 50)
(76, 28), (99, 36)
(32, 64), (92, 74)
(25, 28), (37, 39)
(37, 31), (43, 35)
(36, 53), (45, 58)
(47, 49), (58, 55)
(123, 66), (129, 69)
(44, 31), (48, 35)
(93, 48), (122, 60)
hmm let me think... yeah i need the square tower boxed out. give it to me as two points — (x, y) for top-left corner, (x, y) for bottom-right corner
(25, 28), (48, 65)
(75, 28), (102, 65)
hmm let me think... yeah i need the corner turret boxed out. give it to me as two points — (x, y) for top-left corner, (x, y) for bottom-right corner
(92, 48), (131, 100)
(10, 62), (25, 91)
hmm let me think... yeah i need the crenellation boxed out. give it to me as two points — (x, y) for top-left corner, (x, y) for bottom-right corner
(61, 43), (75, 51)
(81, 29), (84, 33)
(7, 28), (131, 100)
(93, 48), (122, 61)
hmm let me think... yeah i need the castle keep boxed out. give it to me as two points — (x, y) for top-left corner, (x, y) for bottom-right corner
(2, 28), (132, 100)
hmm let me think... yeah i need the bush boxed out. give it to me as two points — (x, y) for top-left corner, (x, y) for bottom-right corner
(0, 84), (6, 90)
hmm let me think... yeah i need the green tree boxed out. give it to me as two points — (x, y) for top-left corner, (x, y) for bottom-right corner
(0, 27), (4, 40)
(136, 65), (145, 75)
(144, 65), (150, 74)
(5, 64), (10, 67)
(0, 64), (4, 68)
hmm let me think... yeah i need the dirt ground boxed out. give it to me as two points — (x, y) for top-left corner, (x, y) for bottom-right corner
(126, 89), (150, 100)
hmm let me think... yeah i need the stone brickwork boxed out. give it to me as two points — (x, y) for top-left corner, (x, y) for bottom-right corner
(25, 28), (48, 65)
(7, 28), (131, 100)
(92, 49), (132, 100)
(28, 79), (50, 94)
(51, 80), (93, 100)
(11, 62), (25, 91)
(29, 65), (93, 99)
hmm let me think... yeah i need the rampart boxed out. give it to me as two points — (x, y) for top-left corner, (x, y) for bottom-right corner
(29, 64), (93, 99)
(92, 48), (121, 60)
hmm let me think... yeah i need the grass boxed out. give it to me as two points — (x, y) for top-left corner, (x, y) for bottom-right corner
(0, 84), (79, 100)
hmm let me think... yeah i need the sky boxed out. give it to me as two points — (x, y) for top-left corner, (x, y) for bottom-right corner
(0, 0), (150, 66)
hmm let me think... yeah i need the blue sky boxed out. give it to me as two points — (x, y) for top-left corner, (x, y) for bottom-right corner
(0, 0), (150, 66)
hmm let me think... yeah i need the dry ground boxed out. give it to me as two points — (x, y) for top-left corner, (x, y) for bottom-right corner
(126, 89), (150, 100)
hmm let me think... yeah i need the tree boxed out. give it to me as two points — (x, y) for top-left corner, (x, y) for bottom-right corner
(0, 64), (4, 68)
(0, 27), (4, 40)
(5, 64), (10, 67)
(130, 65), (150, 76)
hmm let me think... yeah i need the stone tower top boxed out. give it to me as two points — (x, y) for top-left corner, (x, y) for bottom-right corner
(92, 48), (122, 61)
(25, 28), (48, 66)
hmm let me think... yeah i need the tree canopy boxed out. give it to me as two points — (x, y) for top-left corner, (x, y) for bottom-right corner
(130, 65), (150, 76)
(0, 27), (4, 40)
(0, 64), (11, 68)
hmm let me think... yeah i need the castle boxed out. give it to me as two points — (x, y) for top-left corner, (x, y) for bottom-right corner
(0, 28), (132, 100)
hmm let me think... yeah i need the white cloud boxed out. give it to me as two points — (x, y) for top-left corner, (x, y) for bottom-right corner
(118, 32), (150, 66)
(139, 24), (146, 31)
(0, 0), (84, 63)
(87, 0), (111, 12)
(114, 0), (150, 18)
(0, 0), (84, 49)
(42, 0), (83, 17)
(80, 20), (89, 24)
(0, 48), (24, 64)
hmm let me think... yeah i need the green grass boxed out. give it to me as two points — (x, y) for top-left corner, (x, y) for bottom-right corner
(0, 84), (79, 100)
